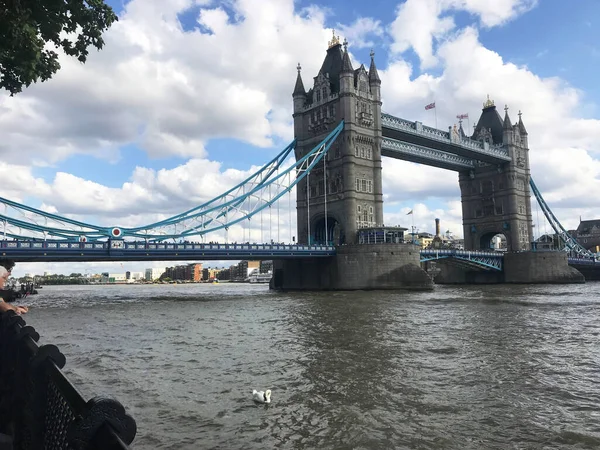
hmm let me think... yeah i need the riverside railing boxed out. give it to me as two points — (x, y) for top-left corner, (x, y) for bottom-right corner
(0, 311), (137, 449)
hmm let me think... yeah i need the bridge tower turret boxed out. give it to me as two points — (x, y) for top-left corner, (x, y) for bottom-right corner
(292, 33), (383, 245)
(459, 97), (533, 252)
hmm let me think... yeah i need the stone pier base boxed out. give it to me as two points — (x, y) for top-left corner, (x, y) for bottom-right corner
(271, 244), (434, 291)
(504, 251), (584, 284)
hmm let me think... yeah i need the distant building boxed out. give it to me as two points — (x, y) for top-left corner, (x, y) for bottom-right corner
(164, 263), (203, 282)
(229, 261), (261, 281)
(259, 260), (273, 274)
(145, 267), (166, 281)
(107, 273), (127, 283)
(534, 234), (556, 250)
(572, 219), (600, 253)
(202, 267), (220, 281)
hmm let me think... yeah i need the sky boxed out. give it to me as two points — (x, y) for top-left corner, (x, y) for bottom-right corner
(1, 0), (600, 276)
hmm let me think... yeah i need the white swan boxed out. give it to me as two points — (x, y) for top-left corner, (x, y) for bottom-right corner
(252, 389), (271, 404)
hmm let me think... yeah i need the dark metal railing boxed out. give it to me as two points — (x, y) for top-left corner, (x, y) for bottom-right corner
(0, 311), (136, 449)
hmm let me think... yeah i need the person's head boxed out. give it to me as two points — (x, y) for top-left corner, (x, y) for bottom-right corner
(0, 266), (9, 289)
(0, 259), (15, 275)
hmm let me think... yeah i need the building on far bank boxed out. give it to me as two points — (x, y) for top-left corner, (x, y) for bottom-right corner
(230, 261), (260, 281)
(163, 263), (203, 282)
(571, 219), (600, 253)
(202, 267), (220, 281)
(145, 267), (166, 281)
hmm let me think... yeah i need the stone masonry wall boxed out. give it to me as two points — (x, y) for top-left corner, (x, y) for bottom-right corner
(271, 244), (433, 291)
(504, 251), (584, 284)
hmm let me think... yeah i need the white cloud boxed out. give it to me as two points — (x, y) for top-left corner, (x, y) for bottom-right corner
(336, 17), (384, 49)
(388, 0), (537, 69)
(0, 0), (332, 163)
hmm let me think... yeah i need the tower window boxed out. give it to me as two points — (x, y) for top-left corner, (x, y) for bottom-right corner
(322, 88), (327, 100)
(316, 90), (321, 102)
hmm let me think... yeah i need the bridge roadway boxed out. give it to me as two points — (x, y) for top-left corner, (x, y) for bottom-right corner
(2, 239), (598, 271)
(0, 239), (336, 262)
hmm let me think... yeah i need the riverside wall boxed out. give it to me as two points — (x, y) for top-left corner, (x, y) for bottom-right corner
(431, 251), (585, 284)
(503, 251), (585, 283)
(271, 244), (433, 291)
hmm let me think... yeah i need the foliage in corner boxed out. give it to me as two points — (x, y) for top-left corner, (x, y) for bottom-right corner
(0, 0), (118, 95)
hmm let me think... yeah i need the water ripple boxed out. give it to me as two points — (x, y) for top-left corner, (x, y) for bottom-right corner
(21, 282), (600, 449)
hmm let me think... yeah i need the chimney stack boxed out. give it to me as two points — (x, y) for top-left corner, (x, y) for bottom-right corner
(435, 218), (440, 237)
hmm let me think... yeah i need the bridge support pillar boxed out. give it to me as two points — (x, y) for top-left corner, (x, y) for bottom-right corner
(271, 244), (433, 291)
(504, 252), (584, 284)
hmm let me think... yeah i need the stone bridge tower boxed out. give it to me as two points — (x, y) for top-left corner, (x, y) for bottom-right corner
(459, 97), (533, 251)
(292, 33), (383, 245)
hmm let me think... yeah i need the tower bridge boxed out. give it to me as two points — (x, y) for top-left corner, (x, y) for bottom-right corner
(0, 33), (597, 287)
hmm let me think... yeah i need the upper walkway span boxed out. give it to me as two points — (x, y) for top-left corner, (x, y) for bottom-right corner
(381, 113), (511, 166)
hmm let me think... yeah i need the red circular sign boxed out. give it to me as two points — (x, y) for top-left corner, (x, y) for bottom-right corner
(111, 228), (121, 237)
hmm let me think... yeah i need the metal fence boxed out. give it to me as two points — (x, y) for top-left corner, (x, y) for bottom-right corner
(0, 311), (137, 449)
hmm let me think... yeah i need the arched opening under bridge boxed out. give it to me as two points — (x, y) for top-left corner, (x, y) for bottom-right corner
(312, 216), (344, 245)
(479, 232), (508, 252)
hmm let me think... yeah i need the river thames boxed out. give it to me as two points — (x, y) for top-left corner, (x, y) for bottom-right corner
(20, 282), (600, 449)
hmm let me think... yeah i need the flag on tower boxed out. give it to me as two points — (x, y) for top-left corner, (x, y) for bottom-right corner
(456, 113), (469, 119)
(406, 210), (413, 215)
(425, 102), (436, 110)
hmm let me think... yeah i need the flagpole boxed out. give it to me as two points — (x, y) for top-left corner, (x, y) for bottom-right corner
(434, 100), (438, 129)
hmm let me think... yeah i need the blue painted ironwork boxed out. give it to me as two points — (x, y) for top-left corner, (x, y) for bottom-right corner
(420, 249), (504, 271)
(568, 257), (600, 266)
(529, 178), (596, 259)
(0, 121), (344, 242)
(0, 239), (336, 262)
(381, 137), (475, 171)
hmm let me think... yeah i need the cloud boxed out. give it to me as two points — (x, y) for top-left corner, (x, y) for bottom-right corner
(388, 0), (537, 69)
(336, 17), (384, 49)
(0, 0), (332, 163)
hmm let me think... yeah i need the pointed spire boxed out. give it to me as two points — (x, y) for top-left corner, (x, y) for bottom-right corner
(341, 38), (353, 73)
(518, 110), (528, 135)
(368, 49), (381, 84)
(503, 104), (512, 129)
(292, 62), (305, 97)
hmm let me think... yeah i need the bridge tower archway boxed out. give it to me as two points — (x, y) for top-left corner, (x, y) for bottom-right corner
(292, 36), (384, 245)
(312, 215), (344, 245)
(478, 231), (510, 252)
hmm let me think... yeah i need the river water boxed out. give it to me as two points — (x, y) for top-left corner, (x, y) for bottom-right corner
(19, 282), (600, 449)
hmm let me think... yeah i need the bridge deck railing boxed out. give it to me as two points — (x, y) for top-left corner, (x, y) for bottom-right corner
(420, 249), (503, 258)
(0, 311), (136, 449)
(0, 240), (335, 252)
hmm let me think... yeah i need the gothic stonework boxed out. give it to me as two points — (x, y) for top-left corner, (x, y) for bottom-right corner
(292, 39), (383, 245)
(459, 102), (533, 251)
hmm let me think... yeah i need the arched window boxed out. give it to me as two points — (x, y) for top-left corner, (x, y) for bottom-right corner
(322, 87), (327, 100)
(316, 90), (321, 102)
